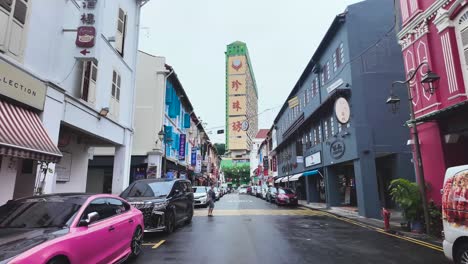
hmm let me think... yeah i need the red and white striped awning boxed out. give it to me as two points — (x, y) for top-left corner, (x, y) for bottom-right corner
(0, 99), (62, 163)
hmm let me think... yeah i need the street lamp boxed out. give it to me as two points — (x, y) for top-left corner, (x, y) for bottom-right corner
(386, 61), (440, 235)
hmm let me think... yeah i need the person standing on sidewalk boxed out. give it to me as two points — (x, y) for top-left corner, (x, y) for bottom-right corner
(207, 185), (216, 216)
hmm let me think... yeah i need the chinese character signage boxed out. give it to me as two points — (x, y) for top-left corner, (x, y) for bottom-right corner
(228, 95), (247, 115)
(178, 134), (186, 161)
(191, 149), (197, 166)
(228, 75), (246, 95)
(76, 0), (99, 59)
(195, 153), (202, 173)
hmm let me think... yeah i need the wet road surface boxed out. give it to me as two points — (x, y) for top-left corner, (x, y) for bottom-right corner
(129, 193), (450, 264)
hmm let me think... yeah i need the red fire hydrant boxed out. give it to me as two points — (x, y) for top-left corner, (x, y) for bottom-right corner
(382, 208), (391, 232)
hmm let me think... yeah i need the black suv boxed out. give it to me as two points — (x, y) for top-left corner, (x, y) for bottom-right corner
(120, 179), (194, 233)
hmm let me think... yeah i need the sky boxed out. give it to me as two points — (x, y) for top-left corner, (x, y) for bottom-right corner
(139, 0), (363, 144)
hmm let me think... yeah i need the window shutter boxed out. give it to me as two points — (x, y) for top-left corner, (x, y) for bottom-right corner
(461, 28), (468, 65)
(88, 62), (98, 105)
(115, 8), (126, 55)
(0, 2), (11, 50)
(184, 113), (191, 128)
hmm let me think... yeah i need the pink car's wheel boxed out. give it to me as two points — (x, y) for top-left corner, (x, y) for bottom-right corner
(131, 226), (143, 257)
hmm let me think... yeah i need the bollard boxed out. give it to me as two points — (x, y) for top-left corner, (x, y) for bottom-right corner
(382, 208), (391, 232)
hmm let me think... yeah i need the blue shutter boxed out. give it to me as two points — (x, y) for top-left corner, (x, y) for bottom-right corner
(164, 125), (173, 141)
(183, 113), (191, 128)
(165, 82), (173, 104)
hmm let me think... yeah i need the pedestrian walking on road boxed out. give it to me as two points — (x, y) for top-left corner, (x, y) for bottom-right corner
(208, 185), (216, 216)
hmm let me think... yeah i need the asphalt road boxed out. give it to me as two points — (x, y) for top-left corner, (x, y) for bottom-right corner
(129, 193), (450, 264)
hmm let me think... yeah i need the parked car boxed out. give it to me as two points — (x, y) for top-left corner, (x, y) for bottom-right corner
(266, 186), (278, 203)
(214, 187), (221, 200)
(442, 165), (468, 264)
(0, 193), (144, 264)
(192, 186), (208, 207)
(276, 188), (298, 206)
(121, 179), (194, 233)
(239, 186), (248, 194)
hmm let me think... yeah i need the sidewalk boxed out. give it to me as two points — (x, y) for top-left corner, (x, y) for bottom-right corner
(298, 200), (443, 247)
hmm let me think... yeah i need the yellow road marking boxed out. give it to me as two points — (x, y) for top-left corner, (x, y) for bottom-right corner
(194, 209), (327, 217)
(300, 208), (444, 252)
(152, 240), (165, 249)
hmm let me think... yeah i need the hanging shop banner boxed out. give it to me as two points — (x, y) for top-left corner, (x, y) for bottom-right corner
(75, 0), (99, 59)
(191, 149), (197, 166)
(195, 153), (202, 173)
(272, 156), (277, 172)
(179, 134), (186, 160)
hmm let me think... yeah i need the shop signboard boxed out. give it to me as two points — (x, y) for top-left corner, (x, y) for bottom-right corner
(305, 152), (321, 167)
(330, 140), (346, 159)
(75, 0), (99, 60)
(56, 152), (72, 182)
(0, 60), (46, 111)
(178, 134), (186, 161)
(296, 156), (303, 164)
(191, 149), (197, 166)
(195, 153), (202, 173)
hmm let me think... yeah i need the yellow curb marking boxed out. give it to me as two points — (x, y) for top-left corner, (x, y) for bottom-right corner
(194, 209), (327, 217)
(152, 240), (166, 249)
(301, 208), (443, 252)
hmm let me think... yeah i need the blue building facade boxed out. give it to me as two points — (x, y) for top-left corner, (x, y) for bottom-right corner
(273, 0), (414, 218)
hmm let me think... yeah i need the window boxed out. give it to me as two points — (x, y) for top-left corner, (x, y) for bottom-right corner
(312, 77), (319, 98)
(107, 198), (130, 214)
(456, 10), (468, 89)
(339, 43), (344, 67)
(296, 138), (303, 157)
(115, 8), (127, 56)
(82, 198), (117, 222)
(110, 70), (121, 118)
(81, 60), (98, 105)
(324, 120), (329, 140)
(333, 53), (337, 72)
(0, 0), (29, 59)
(326, 61), (331, 81)
(313, 125), (322, 145)
(304, 88), (309, 104)
(330, 116), (335, 136)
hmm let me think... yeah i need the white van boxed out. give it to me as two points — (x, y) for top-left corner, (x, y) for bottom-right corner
(442, 165), (468, 263)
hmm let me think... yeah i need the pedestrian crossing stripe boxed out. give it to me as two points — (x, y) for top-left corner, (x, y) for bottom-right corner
(194, 209), (327, 217)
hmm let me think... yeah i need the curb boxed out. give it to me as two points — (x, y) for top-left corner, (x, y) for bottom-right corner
(298, 205), (444, 251)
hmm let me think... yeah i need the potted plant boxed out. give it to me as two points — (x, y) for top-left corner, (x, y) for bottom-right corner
(389, 179), (424, 233)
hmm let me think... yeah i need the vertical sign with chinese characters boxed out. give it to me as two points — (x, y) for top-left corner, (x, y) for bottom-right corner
(76, 0), (99, 59)
(191, 148), (197, 166)
(195, 153), (202, 173)
(179, 134), (186, 161)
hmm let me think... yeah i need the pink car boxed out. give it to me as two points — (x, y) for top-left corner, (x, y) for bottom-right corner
(0, 193), (144, 264)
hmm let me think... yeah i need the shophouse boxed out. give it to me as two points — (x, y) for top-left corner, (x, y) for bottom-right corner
(273, 0), (414, 218)
(0, 0), (147, 203)
(396, 0), (468, 204)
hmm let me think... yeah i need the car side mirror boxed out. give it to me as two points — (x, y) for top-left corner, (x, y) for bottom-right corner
(79, 212), (100, 227)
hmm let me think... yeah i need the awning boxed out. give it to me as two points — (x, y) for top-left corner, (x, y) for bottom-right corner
(303, 170), (321, 177)
(275, 177), (284, 183)
(0, 99), (61, 163)
(289, 174), (302, 181)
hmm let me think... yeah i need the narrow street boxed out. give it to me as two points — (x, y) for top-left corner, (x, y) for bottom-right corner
(130, 193), (449, 264)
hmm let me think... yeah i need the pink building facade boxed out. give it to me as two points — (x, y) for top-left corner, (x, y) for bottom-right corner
(398, 0), (468, 204)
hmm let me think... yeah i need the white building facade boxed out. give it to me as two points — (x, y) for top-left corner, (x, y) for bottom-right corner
(0, 0), (147, 204)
